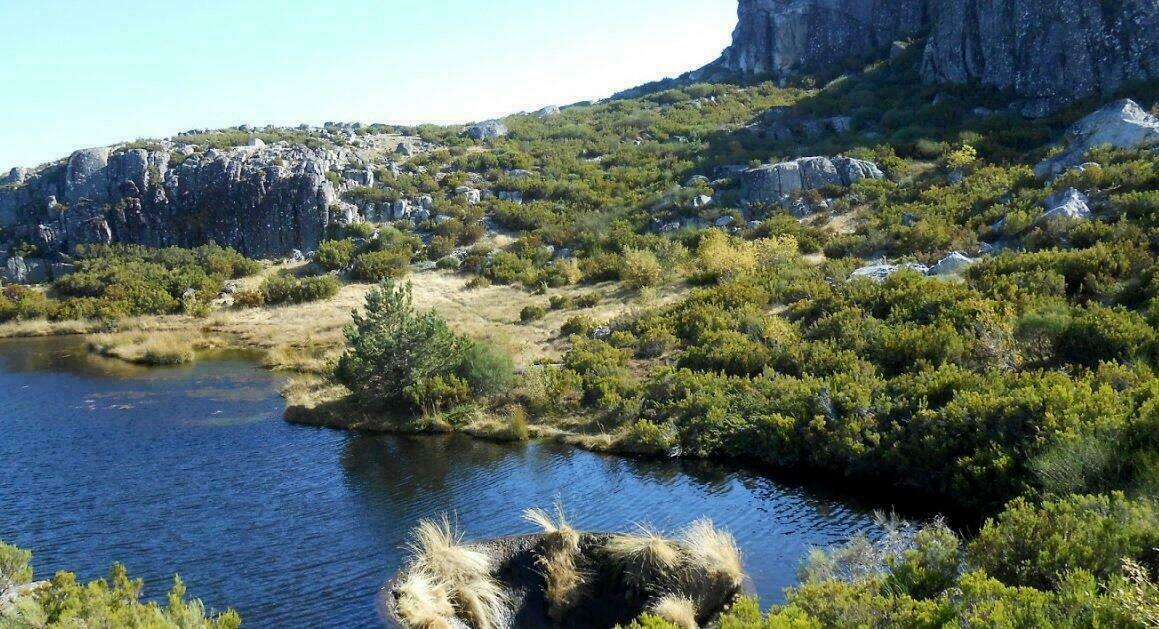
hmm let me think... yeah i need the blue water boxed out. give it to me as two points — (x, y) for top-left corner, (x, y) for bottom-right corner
(0, 336), (878, 627)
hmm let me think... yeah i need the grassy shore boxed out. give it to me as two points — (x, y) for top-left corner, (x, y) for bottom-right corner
(0, 265), (689, 456)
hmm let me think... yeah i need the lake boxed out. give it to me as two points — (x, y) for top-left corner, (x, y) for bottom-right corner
(0, 336), (880, 627)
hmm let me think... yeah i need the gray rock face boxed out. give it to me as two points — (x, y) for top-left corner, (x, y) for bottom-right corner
(0, 142), (344, 259)
(1035, 99), (1159, 178)
(713, 0), (1159, 111)
(922, 0), (1159, 112)
(742, 156), (883, 204)
(717, 0), (928, 77)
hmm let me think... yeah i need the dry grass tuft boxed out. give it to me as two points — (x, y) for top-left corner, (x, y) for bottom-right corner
(679, 519), (744, 589)
(393, 572), (455, 629)
(606, 524), (684, 591)
(524, 501), (585, 621)
(650, 594), (699, 629)
(405, 517), (507, 629)
(86, 331), (225, 365)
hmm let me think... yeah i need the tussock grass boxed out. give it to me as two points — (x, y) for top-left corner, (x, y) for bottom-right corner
(606, 524), (684, 592)
(650, 594), (698, 629)
(524, 502), (585, 620)
(679, 519), (744, 590)
(86, 331), (225, 365)
(404, 517), (507, 629)
(393, 572), (454, 629)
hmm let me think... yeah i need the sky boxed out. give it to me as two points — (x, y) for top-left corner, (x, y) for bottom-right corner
(0, 0), (736, 170)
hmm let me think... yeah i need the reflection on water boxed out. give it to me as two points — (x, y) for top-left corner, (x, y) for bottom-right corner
(0, 337), (881, 628)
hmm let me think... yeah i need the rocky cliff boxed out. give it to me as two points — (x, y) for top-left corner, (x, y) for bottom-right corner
(716, 0), (928, 77)
(714, 0), (1159, 112)
(0, 129), (423, 261)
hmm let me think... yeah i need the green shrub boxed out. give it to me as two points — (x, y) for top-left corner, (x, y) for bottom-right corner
(621, 248), (663, 289)
(457, 341), (516, 396)
(352, 249), (410, 282)
(260, 274), (341, 305)
(520, 304), (548, 323)
(968, 493), (1158, 590)
(314, 239), (356, 271)
(436, 255), (461, 270)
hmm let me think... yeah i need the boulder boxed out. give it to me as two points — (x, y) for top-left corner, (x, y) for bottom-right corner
(1038, 188), (1093, 225)
(391, 199), (411, 220)
(928, 252), (975, 276)
(1, 167), (28, 186)
(692, 194), (714, 208)
(1035, 100), (1159, 178)
(742, 156), (882, 204)
(64, 147), (112, 203)
(466, 120), (508, 140)
(534, 105), (561, 117)
(2, 256), (49, 284)
(850, 260), (929, 281)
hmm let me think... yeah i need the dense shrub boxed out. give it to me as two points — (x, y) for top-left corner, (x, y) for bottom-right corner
(456, 342), (516, 396)
(314, 239), (356, 271)
(969, 493), (1158, 590)
(260, 274), (341, 305)
(352, 249), (410, 282)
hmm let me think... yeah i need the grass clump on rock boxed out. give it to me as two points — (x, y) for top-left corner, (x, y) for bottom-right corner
(385, 508), (745, 629)
(400, 517), (508, 629)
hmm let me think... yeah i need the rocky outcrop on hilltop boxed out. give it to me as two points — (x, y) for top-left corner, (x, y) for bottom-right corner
(712, 0), (1159, 112)
(0, 130), (429, 262)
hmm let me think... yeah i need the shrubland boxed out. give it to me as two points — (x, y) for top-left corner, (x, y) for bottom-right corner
(0, 541), (239, 628)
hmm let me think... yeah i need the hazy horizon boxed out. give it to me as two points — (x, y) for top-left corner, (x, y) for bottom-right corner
(0, 0), (735, 171)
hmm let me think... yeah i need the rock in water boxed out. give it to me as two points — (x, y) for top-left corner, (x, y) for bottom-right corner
(1035, 100), (1159, 178)
(711, 0), (1159, 112)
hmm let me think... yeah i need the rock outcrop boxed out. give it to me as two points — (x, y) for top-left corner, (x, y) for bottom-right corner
(921, 0), (1159, 115)
(1035, 99), (1159, 178)
(716, 0), (928, 78)
(712, 0), (1159, 112)
(742, 156), (884, 204)
(0, 132), (431, 260)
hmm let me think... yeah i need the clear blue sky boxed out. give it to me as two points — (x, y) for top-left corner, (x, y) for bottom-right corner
(0, 0), (736, 170)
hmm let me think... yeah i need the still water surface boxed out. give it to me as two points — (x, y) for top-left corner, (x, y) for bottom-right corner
(0, 336), (879, 627)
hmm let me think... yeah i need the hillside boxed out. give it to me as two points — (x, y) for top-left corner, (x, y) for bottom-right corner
(2, 3), (1159, 627)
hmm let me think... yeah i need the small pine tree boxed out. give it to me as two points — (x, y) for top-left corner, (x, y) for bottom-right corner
(336, 280), (468, 407)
